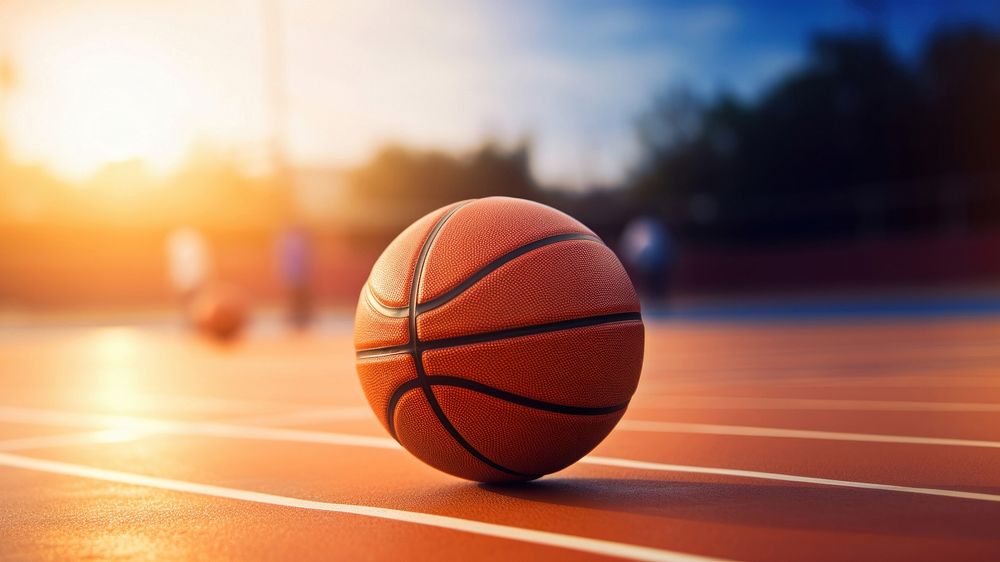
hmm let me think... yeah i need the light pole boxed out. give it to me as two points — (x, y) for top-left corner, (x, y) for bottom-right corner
(261, 0), (292, 217)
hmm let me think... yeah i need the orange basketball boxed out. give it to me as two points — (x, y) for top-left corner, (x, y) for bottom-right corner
(188, 283), (248, 343)
(354, 197), (644, 482)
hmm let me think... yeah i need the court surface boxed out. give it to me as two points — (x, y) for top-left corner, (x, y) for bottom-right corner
(1, 312), (999, 561)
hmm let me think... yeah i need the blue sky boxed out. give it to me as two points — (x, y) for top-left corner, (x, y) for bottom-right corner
(495, 0), (1000, 186)
(2, 0), (999, 186)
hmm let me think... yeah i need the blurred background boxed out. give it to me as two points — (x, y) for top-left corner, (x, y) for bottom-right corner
(2, 0), (1000, 328)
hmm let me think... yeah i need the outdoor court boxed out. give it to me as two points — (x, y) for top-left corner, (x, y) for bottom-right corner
(1, 312), (999, 561)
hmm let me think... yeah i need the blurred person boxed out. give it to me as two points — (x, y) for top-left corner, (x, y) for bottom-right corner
(276, 224), (314, 330)
(619, 216), (674, 303)
(165, 226), (212, 304)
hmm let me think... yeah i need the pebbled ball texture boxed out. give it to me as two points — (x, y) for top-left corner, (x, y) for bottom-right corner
(354, 197), (644, 482)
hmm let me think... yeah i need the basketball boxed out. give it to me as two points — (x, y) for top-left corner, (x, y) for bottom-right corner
(188, 283), (248, 343)
(354, 197), (644, 482)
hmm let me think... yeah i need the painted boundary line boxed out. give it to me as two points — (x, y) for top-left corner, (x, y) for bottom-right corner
(0, 430), (139, 452)
(617, 421), (1000, 449)
(0, 452), (730, 562)
(1, 406), (999, 503)
(631, 397), (1000, 413)
(583, 456), (1000, 503)
(221, 407), (372, 427)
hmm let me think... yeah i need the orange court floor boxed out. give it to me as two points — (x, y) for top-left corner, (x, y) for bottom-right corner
(1, 315), (999, 561)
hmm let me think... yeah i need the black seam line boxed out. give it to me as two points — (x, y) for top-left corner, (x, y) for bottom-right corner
(387, 201), (468, 440)
(430, 376), (629, 415)
(415, 233), (602, 314)
(421, 312), (642, 352)
(355, 311), (643, 360)
(385, 378), (421, 437)
(385, 376), (629, 444)
(403, 201), (538, 479)
(362, 232), (602, 319)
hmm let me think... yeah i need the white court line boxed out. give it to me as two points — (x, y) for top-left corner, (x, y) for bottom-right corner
(618, 421), (1000, 449)
(2, 406), (999, 503)
(631, 397), (1000, 413)
(583, 456), (1000, 503)
(0, 430), (145, 452)
(88, 391), (316, 416)
(124, 393), (293, 415)
(224, 407), (373, 427)
(0, 452), (728, 562)
(0, 406), (397, 450)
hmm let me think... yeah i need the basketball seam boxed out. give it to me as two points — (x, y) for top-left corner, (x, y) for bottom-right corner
(420, 312), (641, 352)
(363, 209), (449, 312)
(362, 232), (602, 319)
(385, 378), (422, 436)
(415, 232), (602, 313)
(393, 376), (628, 417)
(402, 201), (539, 479)
(385, 376), (629, 447)
(356, 313), (642, 359)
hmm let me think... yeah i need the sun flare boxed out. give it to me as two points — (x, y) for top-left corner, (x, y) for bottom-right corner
(7, 23), (200, 179)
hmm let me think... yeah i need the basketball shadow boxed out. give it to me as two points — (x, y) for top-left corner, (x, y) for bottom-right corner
(477, 477), (1000, 541)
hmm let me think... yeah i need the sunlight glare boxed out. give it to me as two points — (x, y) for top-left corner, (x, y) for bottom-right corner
(9, 34), (197, 180)
(86, 328), (150, 413)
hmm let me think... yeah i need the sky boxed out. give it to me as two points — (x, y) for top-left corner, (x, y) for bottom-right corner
(0, 0), (998, 188)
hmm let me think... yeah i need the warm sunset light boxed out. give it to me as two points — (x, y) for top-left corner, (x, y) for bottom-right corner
(86, 328), (147, 412)
(2, 1), (270, 180)
(0, 0), (687, 185)
(4, 2), (1000, 561)
(14, 43), (194, 178)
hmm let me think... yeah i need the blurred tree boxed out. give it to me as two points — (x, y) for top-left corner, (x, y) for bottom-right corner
(345, 140), (538, 232)
(166, 142), (285, 229)
(917, 26), (1000, 176)
(630, 27), (1000, 245)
